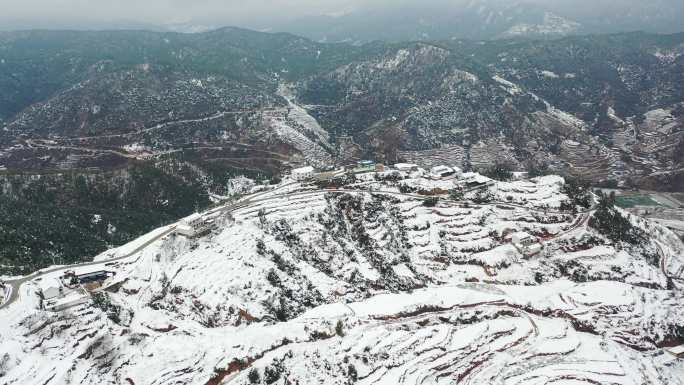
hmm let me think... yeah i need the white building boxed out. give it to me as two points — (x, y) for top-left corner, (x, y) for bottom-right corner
(512, 171), (529, 180)
(354, 160), (376, 174)
(42, 285), (64, 300)
(38, 276), (91, 312)
(430, 165), (460, 179)
(394, 163), (419, 172)
(462, 172), (491, 187)
(511, 232), (543, 257)
(176, 212), (211, 237)
(39, 277), (65, 300)
(44, 287), (90, 312)
(292, 166), (315, 181)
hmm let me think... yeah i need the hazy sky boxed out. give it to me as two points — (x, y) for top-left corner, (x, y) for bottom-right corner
(0, 0), (681, 31)
(0, 0), (372, 26)
(0, 0), (550, 26)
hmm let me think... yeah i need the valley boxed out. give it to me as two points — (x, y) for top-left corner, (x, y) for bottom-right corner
(1, 30), (682, 187)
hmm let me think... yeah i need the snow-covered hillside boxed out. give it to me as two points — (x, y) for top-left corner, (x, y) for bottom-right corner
(502, 12), (581, 38)
(0, 173), (683, 384)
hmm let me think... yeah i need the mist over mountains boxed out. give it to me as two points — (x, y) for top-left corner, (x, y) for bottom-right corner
(268, 0), (684, 43)
(1, 0), (684, 42)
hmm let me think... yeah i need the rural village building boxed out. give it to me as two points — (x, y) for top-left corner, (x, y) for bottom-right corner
(291, 166), (315, 181)
(511, 232), (543, 257)
(394, 163), (419, 172)
(176, 213), (211, 238)
(430, 165), (461, 179)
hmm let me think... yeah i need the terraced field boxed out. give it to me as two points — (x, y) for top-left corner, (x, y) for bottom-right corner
(0, 174), (683, 384)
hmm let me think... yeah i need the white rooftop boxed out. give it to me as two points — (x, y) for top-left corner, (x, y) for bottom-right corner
(176, 224), (194, 232)
(462, 172), (491, 184)
(44, 288), (90, 310)
(292, 166), (315, 174)
(37, 277), (62, 294)
(511, 232), (535, 240)
(431, 165), (454, 173)
(666, 345), (684, 355)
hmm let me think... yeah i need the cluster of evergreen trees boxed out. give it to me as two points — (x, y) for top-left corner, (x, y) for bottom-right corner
(481, 161), (514, 182)
(589, 191), (645, 246)
(0, 164), (210, 275)
(561, 177), (592, 211)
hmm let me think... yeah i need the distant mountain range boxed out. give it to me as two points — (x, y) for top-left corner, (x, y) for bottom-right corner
(1, 28), (682, 190)
(2, 0), (683, 42)
(0, 27), (682, 273)
(0, 28), (684, 271)
(266, 0), (684, 43)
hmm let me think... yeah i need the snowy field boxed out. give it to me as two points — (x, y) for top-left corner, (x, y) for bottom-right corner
(0, 173), (682, 384)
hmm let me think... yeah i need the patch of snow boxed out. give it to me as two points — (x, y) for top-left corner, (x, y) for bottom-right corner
(653, 49), (681, 63)
(492, 75), (522, 95)
(503, 12), (581, 37)
(376, 49), (410, 70)
(607, 106), (626, 125)
(122, 143), (151, 153)
(2, 175), (683, 384)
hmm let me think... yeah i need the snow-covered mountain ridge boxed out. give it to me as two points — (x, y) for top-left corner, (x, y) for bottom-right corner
(1, 171), (683, 384)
